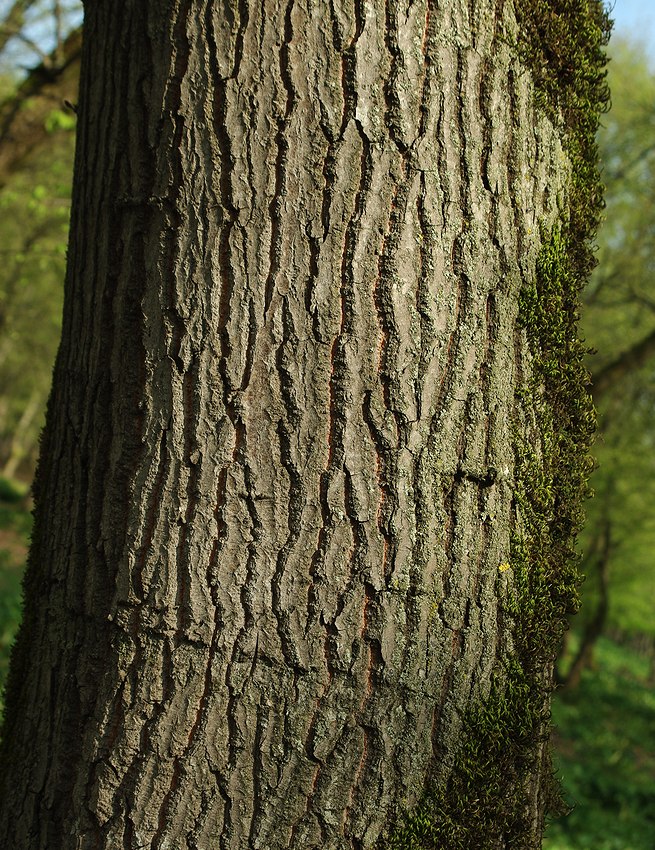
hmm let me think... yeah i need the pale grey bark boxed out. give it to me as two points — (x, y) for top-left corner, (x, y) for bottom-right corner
(1, 1), (571, 848)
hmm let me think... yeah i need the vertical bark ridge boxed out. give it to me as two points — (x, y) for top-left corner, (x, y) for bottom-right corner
(264, 0), (296, 315)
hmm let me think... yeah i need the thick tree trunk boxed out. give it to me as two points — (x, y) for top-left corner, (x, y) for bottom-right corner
(0, 1), (608, 848)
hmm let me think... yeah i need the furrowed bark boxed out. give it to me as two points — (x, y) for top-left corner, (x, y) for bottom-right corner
(0, 1), (606, 848)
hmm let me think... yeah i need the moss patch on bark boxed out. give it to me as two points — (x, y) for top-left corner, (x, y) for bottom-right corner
(380, 2), (610, 848)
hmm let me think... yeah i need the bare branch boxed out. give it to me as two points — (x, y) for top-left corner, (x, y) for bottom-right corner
(0, 0), (39, 55)
(53, 0), (63, 64)
(593, 326), (655, 400)
(13, 28), (52, 66)
(0, 25), (81, 187)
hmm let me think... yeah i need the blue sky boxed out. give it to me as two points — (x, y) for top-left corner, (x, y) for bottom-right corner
(609, 0), (655, 48)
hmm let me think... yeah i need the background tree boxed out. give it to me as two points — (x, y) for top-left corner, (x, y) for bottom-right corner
(559, 34), (655, 684)
(0, 125), (73, 477)
(0, 0), (81, 478)
(544, 34), (655, 847)
(0, 2), (609, 849)
(0, 0), (81, 69)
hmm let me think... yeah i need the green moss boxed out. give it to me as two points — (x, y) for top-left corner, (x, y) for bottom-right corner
(514, 0), (612, 284)
(515, 1), (611, 123)
(380, 2), (609, 847)
(515, 221), (597, 627)
(383, 662), (562, 850)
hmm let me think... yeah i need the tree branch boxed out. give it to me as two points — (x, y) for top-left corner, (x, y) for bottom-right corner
(0, 25), (81, 188)
(0, 0), (39, 56)
(593, 326), (655, 400)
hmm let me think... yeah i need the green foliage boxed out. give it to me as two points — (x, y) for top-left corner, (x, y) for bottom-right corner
(0, 75), (73, 478)
(44, 107), (77, 133)
(0, 556), (23, 716)
(545, 637), (655, 850)
(579, 436), (655, 638)
(0, 482), (32, 545)
(0, 476), (27, 503)
(573, 34), (655, 641)
(583, 36), (655, 383)
(0, 481), (31, 721)
(0, 72), (18, 100)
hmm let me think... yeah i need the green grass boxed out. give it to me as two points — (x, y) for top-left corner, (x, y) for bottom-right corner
(545, 636), (655, 850)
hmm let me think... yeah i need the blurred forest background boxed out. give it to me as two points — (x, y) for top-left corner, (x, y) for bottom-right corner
(0, 2), (653, 848)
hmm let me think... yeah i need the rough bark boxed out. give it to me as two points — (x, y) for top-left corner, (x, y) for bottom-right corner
(0, 1), (606, 848)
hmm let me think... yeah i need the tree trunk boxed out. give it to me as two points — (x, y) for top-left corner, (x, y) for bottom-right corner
(0, 2), (609, 848)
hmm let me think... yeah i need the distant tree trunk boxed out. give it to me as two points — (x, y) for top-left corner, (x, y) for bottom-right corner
(0, 2), (609, 849)
(1, 390), (40, 479)
(560, 517), (611, 690)
(647, 638), (655, 687)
